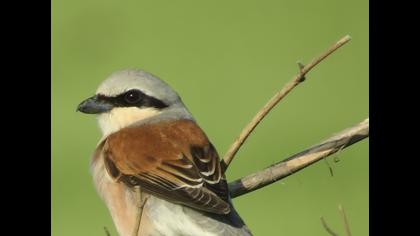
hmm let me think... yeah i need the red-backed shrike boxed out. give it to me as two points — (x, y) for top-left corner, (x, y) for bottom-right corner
(77, 69), (252, 236)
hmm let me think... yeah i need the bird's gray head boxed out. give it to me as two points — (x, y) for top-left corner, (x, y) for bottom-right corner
(77, 69), (192, 136)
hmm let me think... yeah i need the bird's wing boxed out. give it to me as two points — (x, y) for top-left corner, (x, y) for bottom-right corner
(102, 119), (230, 214)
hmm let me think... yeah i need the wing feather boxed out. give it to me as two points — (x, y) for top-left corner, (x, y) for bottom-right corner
(102, 119), (231, 214)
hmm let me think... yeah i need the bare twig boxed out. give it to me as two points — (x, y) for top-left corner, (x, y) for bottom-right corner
(132, 186), (142, 236)
(221, 35), (352, 173)
(320, 217), (339, 236)
(132, 187), (148, 236)
(104, 226), (111, 236)
(229, 118), (368, 198)
(323, 157), (334, 177)
(339, 204), (352, 236)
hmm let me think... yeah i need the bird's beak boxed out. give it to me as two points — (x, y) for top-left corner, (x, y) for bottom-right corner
(77, 95), (113, 114)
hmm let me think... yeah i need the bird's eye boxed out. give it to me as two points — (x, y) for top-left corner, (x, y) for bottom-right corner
(124, 90), (142, 104)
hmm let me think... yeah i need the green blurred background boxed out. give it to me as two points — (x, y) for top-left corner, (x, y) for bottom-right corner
(52, 0), (368, 235)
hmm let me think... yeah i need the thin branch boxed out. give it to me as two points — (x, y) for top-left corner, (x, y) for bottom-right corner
(131, 187), (148, 236)
(221, 35), (352, 173)
(229, 118), (368, 198)
(339, 204), (352, 236)
(104, 226), (111, 236)
(323, 157), (334, 177)
(132, 186), (142, 236)
(320, 217), (339, 236)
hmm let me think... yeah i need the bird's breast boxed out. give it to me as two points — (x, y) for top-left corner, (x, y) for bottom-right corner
(91, 152), (214, 235)
(90, 146), (251, 236)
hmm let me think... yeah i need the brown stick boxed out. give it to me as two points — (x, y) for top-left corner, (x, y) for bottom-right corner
(339, 204), (352, 236)
(229, 118), (368, 198)
(131, 186), (142, 236)
(320, 217), (339, 236)
(222, 35), (352, 173)
(131, 187), (148, 236)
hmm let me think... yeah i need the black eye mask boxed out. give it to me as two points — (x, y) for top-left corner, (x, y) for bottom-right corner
(98, 89), (169, 109)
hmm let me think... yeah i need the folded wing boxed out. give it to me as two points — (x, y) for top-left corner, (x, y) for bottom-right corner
(102, 119), (230, 214)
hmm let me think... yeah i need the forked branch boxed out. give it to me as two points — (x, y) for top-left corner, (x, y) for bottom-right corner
(320, 204), (353, 236)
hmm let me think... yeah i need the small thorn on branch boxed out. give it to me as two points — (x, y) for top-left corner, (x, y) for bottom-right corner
(297, 61), (306, 82)
(334, 156), (341, 163)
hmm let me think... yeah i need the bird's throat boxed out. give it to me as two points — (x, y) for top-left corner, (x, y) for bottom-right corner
(97, 107), (161, 137)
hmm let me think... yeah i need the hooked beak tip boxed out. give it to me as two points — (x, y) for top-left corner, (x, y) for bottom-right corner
(77, 95), (113, 114)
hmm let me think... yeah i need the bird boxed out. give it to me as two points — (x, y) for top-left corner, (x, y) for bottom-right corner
(77, 69), (253, 236)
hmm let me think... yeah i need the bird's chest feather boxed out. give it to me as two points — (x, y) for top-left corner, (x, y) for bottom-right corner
(91, 155), (220, 236)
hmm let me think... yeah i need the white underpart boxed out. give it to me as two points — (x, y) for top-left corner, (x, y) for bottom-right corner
(97, 107), (161, 137)
(145, 197), (221, 236)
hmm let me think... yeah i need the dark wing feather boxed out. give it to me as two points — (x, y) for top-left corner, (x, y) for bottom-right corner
(190, 143), (230, 202)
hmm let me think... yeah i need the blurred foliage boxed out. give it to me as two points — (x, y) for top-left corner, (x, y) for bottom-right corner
(52, 0), (368, 235)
